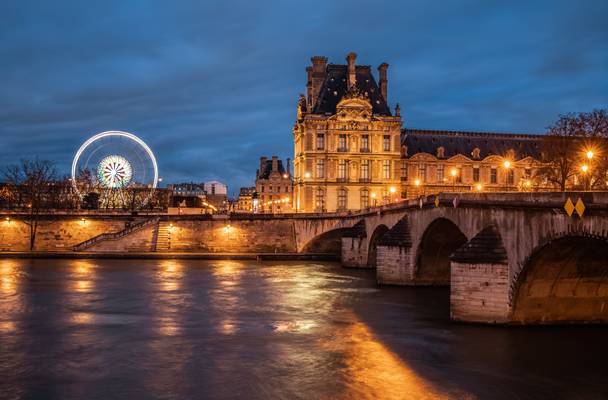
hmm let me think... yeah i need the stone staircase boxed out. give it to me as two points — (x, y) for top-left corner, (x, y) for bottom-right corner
(73, 217), (160, 251)
(155, 221), (171, 252)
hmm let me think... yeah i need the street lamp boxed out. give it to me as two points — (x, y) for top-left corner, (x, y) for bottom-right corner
(450, 168), (458, 191)
(304, 172), (311, 179)
(586, 150), (594, 160)
(371, 192), (377, 207)
(581, 164), (590, 191)
(475, 183), (483, 191)
(503, 160), (511, 191)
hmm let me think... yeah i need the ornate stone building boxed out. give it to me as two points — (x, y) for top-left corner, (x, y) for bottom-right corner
(293, 53), (403, 212)
(292, 52), (546, 212)
(256, 156), (293, 213)
(400, 129), (543, 198)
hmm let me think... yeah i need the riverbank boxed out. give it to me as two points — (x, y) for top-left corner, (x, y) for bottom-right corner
(0, 251), (339, 261)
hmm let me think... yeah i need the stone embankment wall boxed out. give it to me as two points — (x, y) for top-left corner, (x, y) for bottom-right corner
(0, 215), (298, 253)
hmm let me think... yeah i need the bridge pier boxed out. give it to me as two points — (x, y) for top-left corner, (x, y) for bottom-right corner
(375, 219), (415, 285)
(450, 226), (510, 323)
(341, 221), (369, 268)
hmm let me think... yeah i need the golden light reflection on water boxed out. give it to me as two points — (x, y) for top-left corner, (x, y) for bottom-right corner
(0, 259), (19, 294)
(211, 261), (244, 334)
(68, 260), (96, 293)
(157, 260), (185, 292)
(154, 260), (186, 336)
(323, 319), (452, 400)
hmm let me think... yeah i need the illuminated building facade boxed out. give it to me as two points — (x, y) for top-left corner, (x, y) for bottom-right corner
(235, 186), (256, 213)
(256, 156), (293, 213)
(400, 129), (544, 197)
(293, 53), (403, 212)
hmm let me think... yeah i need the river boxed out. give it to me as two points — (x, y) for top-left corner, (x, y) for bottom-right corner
(0, 259), (606, 399)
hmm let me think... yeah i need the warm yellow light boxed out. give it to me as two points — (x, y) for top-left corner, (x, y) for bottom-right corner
(371, 192), (377, 198)
(304, 172), (311, 178)
(581, 164), (589, 173)
(414, 179), (420, 186)
(475, 184), (482, 191)
(586, 150), (594, 160)
(283, 174), (288, 179)
(503, 160), (511, 169)
(224, 224), (231, 234)
(525, 180), (531, 187)
(81, 218), (86, 225)
(450, 168), (457, 177)
(389, 186), (396, 193)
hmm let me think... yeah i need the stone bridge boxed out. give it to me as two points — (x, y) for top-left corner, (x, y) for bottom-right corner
(295, 192), (608, 325)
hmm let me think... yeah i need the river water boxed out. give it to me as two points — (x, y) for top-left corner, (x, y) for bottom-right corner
(0, 259), (606, 400)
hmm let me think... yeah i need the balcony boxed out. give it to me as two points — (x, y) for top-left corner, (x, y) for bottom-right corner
(359, 148), (370, 153)
(400, 177), (408, 182)
(336, 177), (348, 183)
(359, 178), (371, 183)
(337, 147), (349, 152)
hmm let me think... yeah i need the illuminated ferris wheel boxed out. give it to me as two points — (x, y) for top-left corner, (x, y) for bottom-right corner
(71, 131), (158, 209)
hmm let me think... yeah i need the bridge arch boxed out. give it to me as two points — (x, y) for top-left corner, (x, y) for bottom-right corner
(415, 217), (467, 285)
(367, 224), (389, 268)
(511, 235), (608, 324)
(301, 227), (353, 254)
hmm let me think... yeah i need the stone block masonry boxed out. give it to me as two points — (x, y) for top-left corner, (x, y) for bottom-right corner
(376, 245), (414, 285)
(450, 262), (510, 323)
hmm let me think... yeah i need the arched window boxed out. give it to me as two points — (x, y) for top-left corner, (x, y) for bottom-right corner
(471, 147), (481, 159)
(337, 188), (348, 210)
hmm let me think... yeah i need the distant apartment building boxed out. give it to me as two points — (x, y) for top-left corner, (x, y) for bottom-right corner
(235, 186), (256, 213)
(256, 156), (293, 213)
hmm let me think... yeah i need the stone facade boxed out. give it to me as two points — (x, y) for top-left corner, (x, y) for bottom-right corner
(256, 156), (293, 213)
(401, 130), (544, 199)
(293, 53), (403, 212)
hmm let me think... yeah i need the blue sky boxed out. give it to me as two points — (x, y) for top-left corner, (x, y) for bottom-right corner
(1, 0), (606, 194)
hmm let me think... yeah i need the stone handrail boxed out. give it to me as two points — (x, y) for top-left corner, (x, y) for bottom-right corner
(73, 217), (160, 251)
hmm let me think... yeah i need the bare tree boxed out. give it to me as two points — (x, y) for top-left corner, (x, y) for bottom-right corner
(536, 109), (608, 191)
(2, 159), (57, 250)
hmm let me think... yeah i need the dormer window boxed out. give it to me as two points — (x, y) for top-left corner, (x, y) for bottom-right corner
(436, 146), (445, 158)
(472, 147), (481, 159)
(401, 145), (408, 157)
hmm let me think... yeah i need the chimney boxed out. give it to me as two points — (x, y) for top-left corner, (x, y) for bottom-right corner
(306, 66), (313, 108)
(260, 157), (267, 175)
(271, 156), (278, 172)
(346, 52), (357, 88)
(310, 56), (328, 110)
(378, 63), (388, 102)
(286, 158), (291, 176)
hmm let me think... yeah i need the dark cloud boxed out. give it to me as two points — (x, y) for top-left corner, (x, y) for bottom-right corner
(1, 0), (606, 194)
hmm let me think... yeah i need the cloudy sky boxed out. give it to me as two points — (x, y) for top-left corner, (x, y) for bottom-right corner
(1, 0), (606, 194)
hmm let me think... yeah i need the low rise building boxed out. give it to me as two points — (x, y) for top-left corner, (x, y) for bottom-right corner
(235, 187), (256, 213)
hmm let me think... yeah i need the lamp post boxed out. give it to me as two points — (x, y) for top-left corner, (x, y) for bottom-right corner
(371, 192), (377, 207)
(503, 160), (511, 191)
(581, 164), (589, 191)
(450, 168), (458, 192)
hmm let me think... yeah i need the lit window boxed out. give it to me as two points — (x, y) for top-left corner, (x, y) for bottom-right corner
(316, 134), (325, 150)
(338, 134), (347, 151)
(360, 189), (369, 208)
(490, 168), (497, 184)
(473, 167), (480, 182)
(383, 160), (391, 179)
(383, 135), (390, 151)
(361, 135), (369, 151)
(418, 164), (426, 183)
(436, 165), (444, 182)
(315, 188), (324, 210)
(507, 169), (514, 185)
(316, 159), (325, 178)
(338, 160), (347, 179)
(337, 188), (347, 210)
(361, 160), (369, 180)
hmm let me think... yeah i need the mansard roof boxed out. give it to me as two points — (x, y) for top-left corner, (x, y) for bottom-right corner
(258, 159), (286, 180)
(313, 64), (391, 116)
(401, 128), (543, 160)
